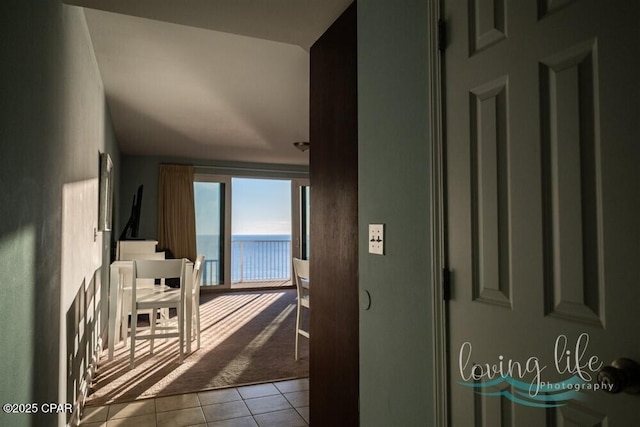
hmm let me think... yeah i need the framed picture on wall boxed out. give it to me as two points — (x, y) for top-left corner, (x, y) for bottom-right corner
(98, 152), (114, 231)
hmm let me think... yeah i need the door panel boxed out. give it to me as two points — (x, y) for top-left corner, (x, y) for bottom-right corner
(469, 76), (511, 307)
(445, 1), (639, 425)
(309, 3), (359, 425)
(539, 40), (603, 327)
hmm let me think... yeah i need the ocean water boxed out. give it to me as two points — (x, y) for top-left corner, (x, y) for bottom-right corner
(196, 234), (292, 284)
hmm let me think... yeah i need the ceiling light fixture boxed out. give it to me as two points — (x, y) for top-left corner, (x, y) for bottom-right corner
(293, 141), (310, 152)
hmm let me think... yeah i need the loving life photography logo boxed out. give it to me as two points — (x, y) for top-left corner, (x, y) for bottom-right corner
(457, 333), (609, 408)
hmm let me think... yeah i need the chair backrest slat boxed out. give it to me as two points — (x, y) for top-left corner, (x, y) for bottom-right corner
(292, 258), (309, 299)
(133, 259), (185, 280)
(129, 252), (165, 288)
(293, 258), (309, 280)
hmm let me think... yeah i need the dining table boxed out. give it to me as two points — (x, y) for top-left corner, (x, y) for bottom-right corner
(108, 259), (194, 360)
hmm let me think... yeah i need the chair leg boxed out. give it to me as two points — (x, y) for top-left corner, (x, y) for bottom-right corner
(150, 309), (156, 354)
(115, 291), (123, 346)
(195, 303), (201, 351)
(130, 308), (136, 368)
(121, 296), (129, 344)
(295, 303), (301, 360)
(178, 304), (183, 363)
(123, 315), (129, 349)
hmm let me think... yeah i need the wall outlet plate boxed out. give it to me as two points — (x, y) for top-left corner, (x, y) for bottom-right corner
(368, 224), (384, 255)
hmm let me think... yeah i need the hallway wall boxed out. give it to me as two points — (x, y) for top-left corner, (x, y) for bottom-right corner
(0, 1), (119, 425)
(358, 0), (435, 425)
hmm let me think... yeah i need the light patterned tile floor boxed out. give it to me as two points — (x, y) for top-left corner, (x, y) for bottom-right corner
(79, 378), (309, 427)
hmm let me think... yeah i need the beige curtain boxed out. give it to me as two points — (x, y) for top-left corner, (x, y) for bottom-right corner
(157, 164), (197, 261)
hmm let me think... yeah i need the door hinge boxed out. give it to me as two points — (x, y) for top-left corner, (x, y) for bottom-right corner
(442, 267), (451, 301)
(438, 19), (447, 51)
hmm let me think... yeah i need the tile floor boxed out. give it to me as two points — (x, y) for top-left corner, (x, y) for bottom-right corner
(80, 378), (309, 427)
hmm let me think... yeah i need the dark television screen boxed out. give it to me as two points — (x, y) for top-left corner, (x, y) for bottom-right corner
(119, 185), (143, 240)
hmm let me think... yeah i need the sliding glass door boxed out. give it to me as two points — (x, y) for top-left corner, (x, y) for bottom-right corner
(231, 178), (292, 286)
(193, 175), (231, 286)
(194, 174), (309, 288)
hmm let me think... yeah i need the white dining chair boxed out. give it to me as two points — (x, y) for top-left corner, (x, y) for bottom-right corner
(119, 251), (167, 341)
(292, 257), (310, 360)
(130, 258), (186, 368)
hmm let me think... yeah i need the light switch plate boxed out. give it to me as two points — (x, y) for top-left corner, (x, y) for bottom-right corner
(369, 224), (384, 255)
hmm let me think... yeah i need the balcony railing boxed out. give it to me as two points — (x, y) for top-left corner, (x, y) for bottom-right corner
(202, 259), (220, 286)
(200, 239), (292, 285)
(232, 239), (291, 282)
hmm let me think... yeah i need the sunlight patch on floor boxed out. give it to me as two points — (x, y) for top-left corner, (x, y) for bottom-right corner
(210, 303), (295, 384)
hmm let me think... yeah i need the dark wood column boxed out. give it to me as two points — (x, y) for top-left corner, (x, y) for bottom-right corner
(309, 2), (359, 426)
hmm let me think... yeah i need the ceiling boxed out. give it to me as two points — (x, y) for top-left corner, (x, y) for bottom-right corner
(66, 0), (353, 165)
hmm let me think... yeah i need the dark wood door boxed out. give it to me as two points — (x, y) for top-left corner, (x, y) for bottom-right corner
(309, 2), (359, 426)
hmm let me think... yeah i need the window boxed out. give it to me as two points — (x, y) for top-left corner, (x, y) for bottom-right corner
(194, 174), (309, 288)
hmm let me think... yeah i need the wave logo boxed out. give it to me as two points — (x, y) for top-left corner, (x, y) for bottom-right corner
(458, 375), (586, 408)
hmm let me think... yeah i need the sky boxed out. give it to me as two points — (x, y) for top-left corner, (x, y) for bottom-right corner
(194, 177), (292, 236)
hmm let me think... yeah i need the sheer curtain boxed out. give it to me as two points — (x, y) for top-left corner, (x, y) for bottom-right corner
(157, 164), (197, 261)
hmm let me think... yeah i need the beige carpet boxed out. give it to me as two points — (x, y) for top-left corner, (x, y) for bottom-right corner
(87, 289), (309, 406)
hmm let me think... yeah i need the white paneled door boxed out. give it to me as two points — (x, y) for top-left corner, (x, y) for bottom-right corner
(444, 1), (639, 425)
